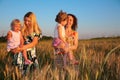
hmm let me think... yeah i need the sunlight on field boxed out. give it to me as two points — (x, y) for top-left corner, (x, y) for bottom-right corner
(0, 38), (120, 80)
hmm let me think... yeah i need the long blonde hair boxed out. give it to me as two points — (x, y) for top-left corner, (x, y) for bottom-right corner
(21, 12), (42, 36)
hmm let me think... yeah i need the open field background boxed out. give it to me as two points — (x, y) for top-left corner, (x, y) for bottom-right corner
(0, 38), (120, 80)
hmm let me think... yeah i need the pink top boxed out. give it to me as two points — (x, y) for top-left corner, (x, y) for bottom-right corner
(7, 30), (21, 52)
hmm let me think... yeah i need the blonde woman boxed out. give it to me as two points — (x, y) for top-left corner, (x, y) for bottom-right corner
(16, 12), (42, 73)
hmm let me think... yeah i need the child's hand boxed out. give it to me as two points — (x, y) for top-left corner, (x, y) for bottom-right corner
(65, 43), (69, 47)
(19, 45), (23, 48)
(10, 48), (19, 54)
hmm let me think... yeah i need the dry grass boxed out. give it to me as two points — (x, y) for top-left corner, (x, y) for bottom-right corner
(0, 38), (120, 80)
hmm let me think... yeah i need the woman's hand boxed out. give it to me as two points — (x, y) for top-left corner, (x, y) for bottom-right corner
(11, 47), (22, 54)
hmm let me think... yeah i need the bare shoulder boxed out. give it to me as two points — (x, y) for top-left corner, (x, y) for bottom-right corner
(7, 31), (12, 40)
(57, 24), (62, 29)
(57, 24), (63, 32)
(7, 31), (12, 36)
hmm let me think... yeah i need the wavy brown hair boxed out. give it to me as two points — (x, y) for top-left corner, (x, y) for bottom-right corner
(67, 14), (78, 31)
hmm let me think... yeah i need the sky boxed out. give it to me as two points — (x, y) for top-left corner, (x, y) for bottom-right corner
(0, 0), (120, 39)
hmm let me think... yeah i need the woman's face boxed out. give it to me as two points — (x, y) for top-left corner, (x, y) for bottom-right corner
(67, 15), (74, 27)
(24, 17), (32, 27)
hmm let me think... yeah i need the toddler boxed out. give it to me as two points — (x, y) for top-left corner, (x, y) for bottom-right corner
(7, 19), (32, 64)
(53, 10), (69, 53)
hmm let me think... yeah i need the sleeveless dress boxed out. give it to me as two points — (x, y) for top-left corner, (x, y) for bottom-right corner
(7, 30), (21, 52)
(6, 30), (23, 70)
(66, 31), (76, 47)
(23, 32), (41, 74)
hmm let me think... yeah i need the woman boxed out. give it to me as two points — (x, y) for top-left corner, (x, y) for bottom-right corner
(65, 13), (78, 64)
(17, 12), (42, 74)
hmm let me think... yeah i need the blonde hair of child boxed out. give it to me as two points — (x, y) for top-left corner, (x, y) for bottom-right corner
(11, 19), (21, 30)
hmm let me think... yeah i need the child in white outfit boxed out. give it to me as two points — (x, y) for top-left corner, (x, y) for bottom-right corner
(7, 19), (32, 64)
(53, 10), (69, 53)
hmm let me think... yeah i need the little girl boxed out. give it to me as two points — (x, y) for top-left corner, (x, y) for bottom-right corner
(53, 10), (69, 54)
(7, 19), (32, 64)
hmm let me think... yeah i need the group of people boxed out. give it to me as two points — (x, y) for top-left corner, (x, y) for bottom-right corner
(53, 10), (78, 64)
(6, 12), (42, 75)
(6, 10), (78, 75)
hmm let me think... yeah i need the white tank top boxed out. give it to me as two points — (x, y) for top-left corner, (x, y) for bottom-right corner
(54, 23), (65, 38)
(7, 30), (21, 52)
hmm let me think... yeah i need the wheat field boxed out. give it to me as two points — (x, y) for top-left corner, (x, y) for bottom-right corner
(0, 38), (120, 80)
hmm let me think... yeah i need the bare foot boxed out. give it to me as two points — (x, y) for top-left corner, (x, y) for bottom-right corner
(25, 59), (33, 65)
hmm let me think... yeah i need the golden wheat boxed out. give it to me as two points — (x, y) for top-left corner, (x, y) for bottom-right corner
(0, 38), (120, 80)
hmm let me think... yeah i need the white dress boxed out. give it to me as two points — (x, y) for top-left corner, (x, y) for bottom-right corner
(54, 23), (65, 38)
(7, 30), (21, 52)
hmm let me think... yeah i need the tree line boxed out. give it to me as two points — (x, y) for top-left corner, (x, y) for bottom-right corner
(0, 35), (53, 42)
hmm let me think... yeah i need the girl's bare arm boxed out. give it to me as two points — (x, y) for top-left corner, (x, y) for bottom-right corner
(58, 25), (66, 43)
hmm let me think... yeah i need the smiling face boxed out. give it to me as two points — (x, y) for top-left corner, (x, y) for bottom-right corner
(66, 15), (74, 28)
(24, 17), (32, 28)
(11, 19), (21, 32)
(12, 24), (21, 32)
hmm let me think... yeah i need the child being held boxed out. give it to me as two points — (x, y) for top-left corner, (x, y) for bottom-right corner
(53, 10), (69, 53)
(53, 10), (78, 64)
(7, 19), (32, 65)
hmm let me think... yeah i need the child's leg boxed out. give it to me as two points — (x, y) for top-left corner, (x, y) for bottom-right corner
(58, 42), (69, 53)
(60, 43), (75, 61)
(22, 50), (32, 64)
(22, 50), (28, 61)
(68, 51), (78, 64)
(68, 51), (74, 60)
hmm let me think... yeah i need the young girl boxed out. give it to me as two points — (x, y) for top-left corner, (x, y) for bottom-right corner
(53, 10), (69, 53)
(7, 19), (32, 65)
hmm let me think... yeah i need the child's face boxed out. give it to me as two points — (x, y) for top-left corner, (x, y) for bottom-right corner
(61, 19), (67, 26)
(12, 24), (21, 32)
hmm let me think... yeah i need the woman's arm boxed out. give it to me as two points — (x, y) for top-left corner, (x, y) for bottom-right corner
(21, 36), (39, 50)
(70, 32), (78, 50)
(20, 32), (24, 46)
